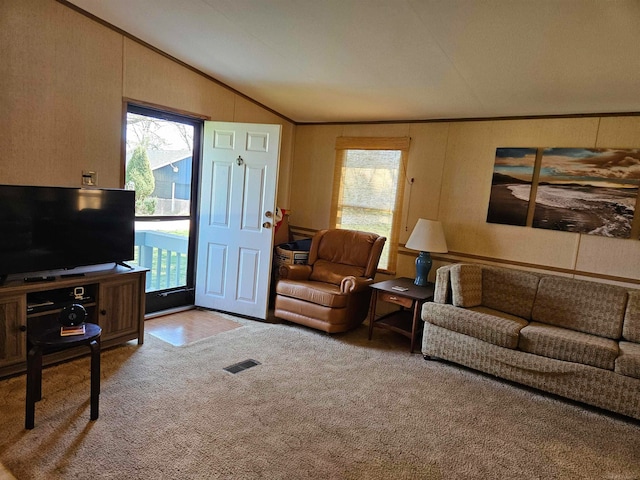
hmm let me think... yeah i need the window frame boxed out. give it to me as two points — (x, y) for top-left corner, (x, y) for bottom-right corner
(331, 136), (410, 274)
(125, 103), (203, 314)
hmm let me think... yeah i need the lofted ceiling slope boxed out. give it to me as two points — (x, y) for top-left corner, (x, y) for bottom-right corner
(65, 0), (640, 124)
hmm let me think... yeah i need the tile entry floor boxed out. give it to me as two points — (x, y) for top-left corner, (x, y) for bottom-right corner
(145, 309), (242, 346)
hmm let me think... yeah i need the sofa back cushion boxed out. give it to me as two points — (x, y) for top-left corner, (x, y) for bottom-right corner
(481, 267), (540, 320)
(450, 264), (483, 307)
(623, 290), (640, 343)
(532, 276), (627, 339)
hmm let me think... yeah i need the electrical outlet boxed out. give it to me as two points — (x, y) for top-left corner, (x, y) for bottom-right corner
(82, 171), (97, 186)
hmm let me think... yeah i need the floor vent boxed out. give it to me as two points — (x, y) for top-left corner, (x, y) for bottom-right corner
(223, 359), (261, 374)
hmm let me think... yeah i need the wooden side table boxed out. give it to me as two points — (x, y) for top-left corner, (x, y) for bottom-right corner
(368, 277), (435, 353)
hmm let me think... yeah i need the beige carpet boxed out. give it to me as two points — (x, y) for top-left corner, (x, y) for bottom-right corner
(0, 314), (639, 479)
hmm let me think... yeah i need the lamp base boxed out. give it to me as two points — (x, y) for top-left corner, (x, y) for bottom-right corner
(414, 251), (432, 287)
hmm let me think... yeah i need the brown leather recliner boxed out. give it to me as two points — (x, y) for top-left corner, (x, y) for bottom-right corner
(274, 229), (386, 333)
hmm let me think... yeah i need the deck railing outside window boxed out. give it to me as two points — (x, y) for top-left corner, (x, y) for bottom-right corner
(132, 231), (188, 291)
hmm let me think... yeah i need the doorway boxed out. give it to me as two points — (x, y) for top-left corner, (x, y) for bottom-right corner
(125, 104), (203, 314)
(195, 122), (281, 319)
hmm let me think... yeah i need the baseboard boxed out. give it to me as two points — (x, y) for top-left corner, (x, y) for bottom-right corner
(145, 305), (195, 320)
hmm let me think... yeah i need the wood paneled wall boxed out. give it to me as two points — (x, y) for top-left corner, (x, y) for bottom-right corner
(3, 1), (639, 286)
(1, 0), (123, 187)
(291, 117), (640, 286)
(1, 0), (295, 207)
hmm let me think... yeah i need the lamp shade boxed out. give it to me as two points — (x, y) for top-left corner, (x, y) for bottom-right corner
(405, 219), (448, 253)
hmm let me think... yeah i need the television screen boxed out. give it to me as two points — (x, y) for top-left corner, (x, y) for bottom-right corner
(0, 185), (135, 278)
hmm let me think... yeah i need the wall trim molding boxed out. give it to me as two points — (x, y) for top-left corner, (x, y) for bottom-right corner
(293, 225), (639, 285)
(297, 111), (640, 126)
(289, 225), (316, 237)
(124, 98), (211, 121)
(425, 250), (640, 286)
(289, 230), (640, 286)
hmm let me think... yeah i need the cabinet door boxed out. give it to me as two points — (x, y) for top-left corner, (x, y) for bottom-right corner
(0, 295), (27, 369)
(98, 277), (141, 341)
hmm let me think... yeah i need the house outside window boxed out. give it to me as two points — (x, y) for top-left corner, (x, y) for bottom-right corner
(125, 104), (203, 313)
(331, 137), (410, 273)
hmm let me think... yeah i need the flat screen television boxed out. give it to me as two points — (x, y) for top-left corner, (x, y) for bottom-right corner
(0, 185), (135, 280)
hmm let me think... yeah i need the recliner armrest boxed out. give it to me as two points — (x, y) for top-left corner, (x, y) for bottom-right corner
(340, 276), (373, 294)
(279, 264), (312, 280)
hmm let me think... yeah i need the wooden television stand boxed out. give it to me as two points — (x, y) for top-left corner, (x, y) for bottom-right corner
(0, 265), (147, 379)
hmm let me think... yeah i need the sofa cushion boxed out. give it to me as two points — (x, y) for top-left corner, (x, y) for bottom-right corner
(531, 276), (627, 339)
(481, 267), (540, 320)
(623, 290), (640, 343)
(450, 264), (483, 308)
(519, 322), (619, 370)
(422, 302), (527, 349)
(276, 279), (348, 308)
(615, 341), (640, 379)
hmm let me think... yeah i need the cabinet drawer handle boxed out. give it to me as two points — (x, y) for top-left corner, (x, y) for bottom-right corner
(100, 310), (107, 316)
(390, 296), (398, 300)
(19, 325), (27, 332)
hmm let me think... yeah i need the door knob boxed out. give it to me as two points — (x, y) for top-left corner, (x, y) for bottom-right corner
(265, 211), (273, 218)
(263, 222), (272, 229)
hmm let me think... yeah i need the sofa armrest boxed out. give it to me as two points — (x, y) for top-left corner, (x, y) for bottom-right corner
(279, 264), (312, 281)
(434, 265), (453, 304)
(340, 276), (373, 294)
(450, 263), (483, 307)
(623, 290), (640, 343)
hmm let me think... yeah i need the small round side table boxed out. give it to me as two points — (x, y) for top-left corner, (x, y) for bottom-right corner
(25, 323), (102, 430)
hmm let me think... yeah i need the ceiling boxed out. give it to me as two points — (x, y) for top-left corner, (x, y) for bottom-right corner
(66, 0), (640, 124)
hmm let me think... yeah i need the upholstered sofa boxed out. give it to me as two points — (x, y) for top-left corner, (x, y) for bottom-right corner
(422, 263), (640, 420)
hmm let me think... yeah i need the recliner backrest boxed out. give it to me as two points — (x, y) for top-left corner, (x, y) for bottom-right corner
(307, 229), (385, 284)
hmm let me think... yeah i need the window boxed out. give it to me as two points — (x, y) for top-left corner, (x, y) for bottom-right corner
(331, 137), (410, 272)
(125, 103), (203, 313)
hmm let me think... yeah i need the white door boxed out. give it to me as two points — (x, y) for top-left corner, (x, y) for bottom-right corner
(195, 122), (281, 319)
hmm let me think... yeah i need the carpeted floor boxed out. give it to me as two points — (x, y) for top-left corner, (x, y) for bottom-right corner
(0, 312), (639, 479)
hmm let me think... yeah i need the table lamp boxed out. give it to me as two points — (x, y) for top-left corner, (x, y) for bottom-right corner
(405, 219), (448, 286)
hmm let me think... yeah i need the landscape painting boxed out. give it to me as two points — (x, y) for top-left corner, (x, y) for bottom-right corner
(486, 148), (537, 226)
(532, 148), (640, 238)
